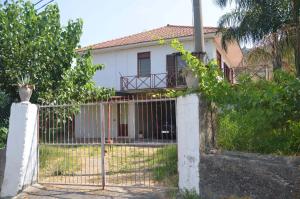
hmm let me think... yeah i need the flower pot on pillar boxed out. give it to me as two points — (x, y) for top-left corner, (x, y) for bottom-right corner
(183, 69), (199, 89)
(18, 85), (34, 103)
(17, 74), (35, 103)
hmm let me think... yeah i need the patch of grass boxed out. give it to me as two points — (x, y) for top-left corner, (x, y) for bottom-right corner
(39, 145), (64, 169)
(178, 189), (199, 199)
(105, 145), (178, 187)
(151, 145), (178, 186)
(39, 144), (178, 187)
(39, 145), (97, 177)
(106, 145), (148, 175)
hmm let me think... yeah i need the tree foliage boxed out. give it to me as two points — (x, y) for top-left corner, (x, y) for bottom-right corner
(215, 0), (300, 74)
(171, 39), (300, 155)
(217, 72), (300, 155)
(0, 0), (113, 104)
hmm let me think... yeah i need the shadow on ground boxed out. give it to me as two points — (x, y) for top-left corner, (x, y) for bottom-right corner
(15, 184), (172, 199)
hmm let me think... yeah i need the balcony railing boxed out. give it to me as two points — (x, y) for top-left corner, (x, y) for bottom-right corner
(230, 66), (272, 84)
(120, 72), (186, 91)
(120, 66), (272, 91)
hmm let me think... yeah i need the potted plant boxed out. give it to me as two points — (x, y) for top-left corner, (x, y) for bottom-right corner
(138, 131), (143, 139)
(17, 74), (35, 103)
(182, 67), (199, 89)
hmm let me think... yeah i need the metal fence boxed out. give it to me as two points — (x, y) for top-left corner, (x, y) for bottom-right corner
(38, 94), (178, 188)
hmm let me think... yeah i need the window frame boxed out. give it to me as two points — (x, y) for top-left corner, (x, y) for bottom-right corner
(137, 52), (151, 77)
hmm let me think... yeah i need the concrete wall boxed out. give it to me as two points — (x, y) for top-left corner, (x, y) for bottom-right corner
(0, 148), (6, 193)
(199, 151), (300, 199)
(92, 39), (217, 90)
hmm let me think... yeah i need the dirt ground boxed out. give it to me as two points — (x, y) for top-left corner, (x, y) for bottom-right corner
(15, 184), (172, 199)
(39, 145), (177, 187)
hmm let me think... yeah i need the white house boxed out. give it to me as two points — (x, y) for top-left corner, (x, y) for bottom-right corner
(75, 25), (244, 142)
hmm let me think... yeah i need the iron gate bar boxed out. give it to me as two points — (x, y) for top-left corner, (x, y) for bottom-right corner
(38, 103), (103, 186)
(37, 95), (178, 189)
(101, 103), (106, 189)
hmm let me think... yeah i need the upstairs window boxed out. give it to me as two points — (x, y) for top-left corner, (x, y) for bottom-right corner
(137, 52), (151, 77)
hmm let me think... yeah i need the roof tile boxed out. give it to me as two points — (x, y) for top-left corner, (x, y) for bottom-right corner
(79, 25), (218, 51)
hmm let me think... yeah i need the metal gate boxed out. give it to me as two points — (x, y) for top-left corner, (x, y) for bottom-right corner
(37, 95), (178, 188)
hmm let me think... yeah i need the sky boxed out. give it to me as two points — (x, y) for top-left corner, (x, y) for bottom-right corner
(49, 0), (232, 47)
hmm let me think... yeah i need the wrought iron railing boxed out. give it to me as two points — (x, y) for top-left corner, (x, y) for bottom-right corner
(120, 66), (271, 90)
(120, 71), (186, 91)
(230, 66), (271, 84)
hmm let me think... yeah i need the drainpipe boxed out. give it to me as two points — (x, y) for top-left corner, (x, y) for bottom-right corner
(193, 0), (205, 58)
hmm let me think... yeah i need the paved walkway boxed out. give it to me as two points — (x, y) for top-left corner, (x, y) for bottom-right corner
(15, 184), (173, 199)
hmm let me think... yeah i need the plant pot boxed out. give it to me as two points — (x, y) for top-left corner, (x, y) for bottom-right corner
(18, 85), (33, 102)
(185, 70), (199, 89)
(138, 133), (143, 139)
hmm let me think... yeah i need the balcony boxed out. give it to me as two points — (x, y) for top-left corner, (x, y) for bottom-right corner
(120, 72), (186, 91)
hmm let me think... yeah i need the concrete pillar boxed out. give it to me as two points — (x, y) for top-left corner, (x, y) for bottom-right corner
(176, 94), (200, 194)
(1, 103), (38, 198)
(128, 102), (135, 139)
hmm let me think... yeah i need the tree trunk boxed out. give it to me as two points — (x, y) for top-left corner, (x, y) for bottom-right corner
(296, 27), (300, 77)
(272, 33), (282, 71)
(294, 0), (300, 76)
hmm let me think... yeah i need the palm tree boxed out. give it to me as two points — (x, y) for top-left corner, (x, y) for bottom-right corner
(215, 0), (300, 75)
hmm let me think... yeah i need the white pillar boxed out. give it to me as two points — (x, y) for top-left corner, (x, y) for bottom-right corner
(128, 102), (135, 139)
(1, 103), (38, 198)
(176, 94), (200, 194)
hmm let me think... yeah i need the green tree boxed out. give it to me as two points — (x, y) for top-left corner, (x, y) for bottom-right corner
(215, 0), (300, 75)
(171, 39), (300, 155)
(0, 0), (113, 104)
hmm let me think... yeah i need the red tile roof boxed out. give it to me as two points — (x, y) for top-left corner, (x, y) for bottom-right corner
(79, 25), (218, 51)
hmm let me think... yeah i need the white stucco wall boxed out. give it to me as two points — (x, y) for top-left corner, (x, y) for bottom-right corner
(75, 104), (101, 139)
(176, 94), (200, 194)
(92, 38), (217, 91)
(74, 103), (136, 140)
(1, 103), (38, 198)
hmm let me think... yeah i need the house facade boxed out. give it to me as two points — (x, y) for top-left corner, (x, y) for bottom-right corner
(75, 25), (244, 142)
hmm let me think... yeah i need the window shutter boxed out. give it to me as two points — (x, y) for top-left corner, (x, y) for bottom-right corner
(166, 55), (176, 72)
(216, 51), (222, 69)
(166, 54), (176, 87)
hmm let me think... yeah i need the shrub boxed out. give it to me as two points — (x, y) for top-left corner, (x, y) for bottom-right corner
(0, 91), (10, 148)
(217, 72), (300, 155)
(171, 40), (300, 156)
(0, 127), (8, 148)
